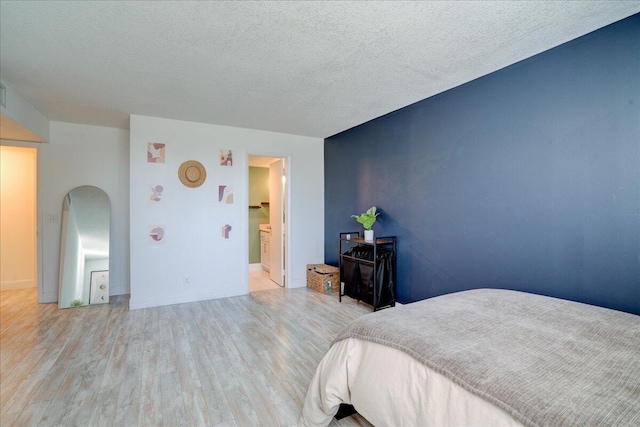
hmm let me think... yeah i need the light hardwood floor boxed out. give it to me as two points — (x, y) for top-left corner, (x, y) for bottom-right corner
(248, 268), (281, 293)
(0, 287), (374, 427)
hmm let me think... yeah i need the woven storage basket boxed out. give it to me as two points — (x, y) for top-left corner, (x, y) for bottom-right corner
(306, 264), (339, 294)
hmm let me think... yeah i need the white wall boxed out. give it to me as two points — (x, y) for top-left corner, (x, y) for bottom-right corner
(130, 115), (324, 309)
(39, 122), (129, 302)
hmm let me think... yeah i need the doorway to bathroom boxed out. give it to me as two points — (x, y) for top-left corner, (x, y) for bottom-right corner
(248, 155), (288, 293)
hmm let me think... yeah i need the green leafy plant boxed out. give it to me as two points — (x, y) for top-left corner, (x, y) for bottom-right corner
(351, 206), (380, 230)
(71, 299), (83, 307)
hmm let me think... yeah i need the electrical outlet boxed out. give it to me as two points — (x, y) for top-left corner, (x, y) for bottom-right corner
(183, 276), (190, 285)
(46, 213), (58, 223)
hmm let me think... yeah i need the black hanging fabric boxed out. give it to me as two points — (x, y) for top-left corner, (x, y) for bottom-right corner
(341, 245), (395, 309)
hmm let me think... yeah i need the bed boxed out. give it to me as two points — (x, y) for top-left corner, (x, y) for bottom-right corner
(299, 289), (640, 426)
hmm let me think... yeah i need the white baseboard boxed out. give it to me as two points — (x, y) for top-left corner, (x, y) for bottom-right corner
(41, 290), (58, 304)
(129, 286), (248, 310)
(248, 263), (263, 271)
(109, 284), (129, 296)
(288, 277), (306, 289)
(36, 284), (129, 304)
(1, 279), (35, 291)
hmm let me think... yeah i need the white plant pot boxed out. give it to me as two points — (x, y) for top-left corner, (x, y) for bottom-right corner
(364, 229), (374, 241)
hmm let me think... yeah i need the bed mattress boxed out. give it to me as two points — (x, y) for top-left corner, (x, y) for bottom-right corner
(300, 289), (640, 426)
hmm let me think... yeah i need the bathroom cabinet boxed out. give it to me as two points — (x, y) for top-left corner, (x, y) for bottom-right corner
(260, 230), (270, 271)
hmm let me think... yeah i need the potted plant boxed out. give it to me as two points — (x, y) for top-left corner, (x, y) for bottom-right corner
(351, 206), (380, 241)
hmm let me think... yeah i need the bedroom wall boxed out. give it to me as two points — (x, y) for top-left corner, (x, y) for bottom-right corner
(325, 14), (640, 314)
(39, 122), (130, 302)
(129, 115), (323, 310)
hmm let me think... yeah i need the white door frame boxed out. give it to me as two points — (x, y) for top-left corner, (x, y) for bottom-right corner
(0, 141), (40, 300)
(245, 151), (291, 292)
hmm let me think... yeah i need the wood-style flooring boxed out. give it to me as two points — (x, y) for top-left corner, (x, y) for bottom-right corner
(248, 268), (281, 293)
(0, 287), (374, 426)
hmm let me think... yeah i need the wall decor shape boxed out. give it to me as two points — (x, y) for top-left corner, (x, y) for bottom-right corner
(147, 143), (166, 163)
(219, 149), (233, 166)
(149, 225), (165, 243)
(218, 185), (234, 204)
(149, 184), (164, 202)
(221, 223), (233, 240)
(178, 160), (207, 188)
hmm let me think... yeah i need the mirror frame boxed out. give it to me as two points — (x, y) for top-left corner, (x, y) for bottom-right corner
(58, 186), (110, 308)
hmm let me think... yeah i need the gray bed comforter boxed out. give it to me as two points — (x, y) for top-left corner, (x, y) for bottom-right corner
(333, 289), (640, 426)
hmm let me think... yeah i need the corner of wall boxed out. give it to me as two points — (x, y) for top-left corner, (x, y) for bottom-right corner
(0, 79), (50, 143)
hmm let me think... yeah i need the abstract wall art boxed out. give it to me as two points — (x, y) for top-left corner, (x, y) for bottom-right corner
(218, 185), (234, 204)
(219, 149), (233, 166)
(221, 223), (232, 240)
(147, 142), (166, 163)
(149, 184), (164, 202)
(149, 225), (166, 243)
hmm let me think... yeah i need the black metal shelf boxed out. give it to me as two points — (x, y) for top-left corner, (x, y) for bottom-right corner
(338, 231), (396, 311)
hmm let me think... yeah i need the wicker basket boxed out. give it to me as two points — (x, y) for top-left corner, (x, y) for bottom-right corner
(306, 264), (340, 294)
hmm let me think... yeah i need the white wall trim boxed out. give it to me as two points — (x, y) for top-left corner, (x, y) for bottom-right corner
(0, 279), (36, 291)
(110, 284), (129, 296)
(129, 286), (246, 310)
(289, 277), (306, 289)
(42, 290), (58, 303)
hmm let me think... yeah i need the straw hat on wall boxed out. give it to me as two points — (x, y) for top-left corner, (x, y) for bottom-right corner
(178, 160), (207, 188)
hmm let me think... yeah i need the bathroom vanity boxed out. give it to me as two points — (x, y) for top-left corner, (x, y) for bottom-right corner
(259, 224), (271, 272)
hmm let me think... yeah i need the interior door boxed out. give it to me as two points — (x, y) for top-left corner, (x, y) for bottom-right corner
(269, 159), (284, 286)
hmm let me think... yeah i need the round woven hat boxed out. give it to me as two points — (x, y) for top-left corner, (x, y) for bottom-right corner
(178, 160), (207, 188)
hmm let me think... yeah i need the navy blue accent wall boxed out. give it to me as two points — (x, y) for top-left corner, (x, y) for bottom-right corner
(325, 14), (640, 314)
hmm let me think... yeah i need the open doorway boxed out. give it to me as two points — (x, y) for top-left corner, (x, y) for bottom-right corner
(0, 145), (37, 294)
(248, 155), (288, 293)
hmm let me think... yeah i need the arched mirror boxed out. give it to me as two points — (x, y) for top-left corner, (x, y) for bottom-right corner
(58, 186), (110, 308)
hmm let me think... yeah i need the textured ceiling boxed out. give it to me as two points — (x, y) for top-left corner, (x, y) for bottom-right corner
(1, 1), (639, 138)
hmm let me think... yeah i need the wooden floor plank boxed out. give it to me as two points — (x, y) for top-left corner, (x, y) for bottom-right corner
(10, 400), (49, 427)
(191, 345), (234, 425)
(88, 384), (120, 427)
(0, 287), (373, 426)
(159, 371), (188, 427)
